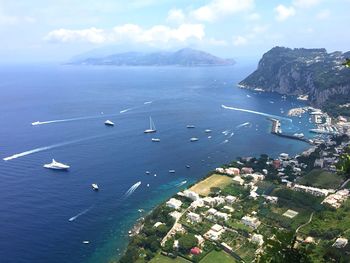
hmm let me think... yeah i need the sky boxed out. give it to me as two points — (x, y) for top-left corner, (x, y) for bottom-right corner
(0, 0), (349, 62)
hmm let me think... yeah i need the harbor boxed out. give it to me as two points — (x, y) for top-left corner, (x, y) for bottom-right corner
(269, 118), (312, 144)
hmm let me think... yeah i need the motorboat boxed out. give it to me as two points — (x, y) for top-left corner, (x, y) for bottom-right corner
(144, 117), (156, 133)
(186, 125), (195, 128)
(169, 170), (175, 173)
(190, 137), (199, 142)
(151, 138), (160, 142)
(31, 121), (40, 126)
(43, 159), (70, 170)
(92, 184), (99, 191)
(104, 120), (114, 126)
(205, 129), (212, 133)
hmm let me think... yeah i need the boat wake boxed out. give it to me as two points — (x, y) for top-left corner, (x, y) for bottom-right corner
(119, 108), (133, 114)
(3, 134), (111, 161)
(236, 122), (251, 129)
(31, 115), (109, 126)
(69, 206), (94, 222)
(221, 105), (292, 122)
(175, 180), (187, 187)
(123, 181), (141, 199)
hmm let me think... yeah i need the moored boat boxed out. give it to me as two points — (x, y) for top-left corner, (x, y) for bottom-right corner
(43, 159), (70, 170)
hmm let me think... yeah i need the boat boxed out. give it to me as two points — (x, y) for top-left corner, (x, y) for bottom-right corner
(144, 117), (156, 133)
(31, 121), (40, 126)
(43, 159), (70, 170)
(146, 184), (150, 187)
(293, 133), (305, 138)
(186, 165), (190, 168)
(151, 138), (160, 142)
(145, 171), (150, 175)
(92, 184), (99, 191)
(82, 241), (90, 244)
(186, 125), (195, 129)
(169, 170), (175, 173)
(190, 137), (199, 142)
(205, 129), (212, 133)
(104, 120), (114, 126)
(208, 136), (212, 139)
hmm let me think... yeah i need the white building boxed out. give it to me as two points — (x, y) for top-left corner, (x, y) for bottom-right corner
(207, 208), (218, 215)
(215, 212), (229, 221)
(333, 237), (348, 248)
(292, 184), (330, 197)
(203, 196), (216, 206)
(263, 195), (278, 204)
(232, 175), (244, 185)
(204, 224), (225, 241)
(213, 196), (225, 205)
(153, 222), (164, 228)
(166, 198), (183, 210)
(187, 212), (202, 223)
(241, 216), (261, 229)
(251, 234), (264, 246)
(191, 199), (204, 208)
(183, 190), (200, 201)
(225, 195), (237, 204)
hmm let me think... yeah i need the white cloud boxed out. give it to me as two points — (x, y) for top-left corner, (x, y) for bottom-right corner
(247, 12), (260, 21)
(316, 9), (330, 20)
(293, 0), (321, 8)
(232, 35), (247, 46)
(274, 5), (296, 21)
(166, 9), (185, 24)
(191, 0), (254, 22)
(45, 23), (205, 46)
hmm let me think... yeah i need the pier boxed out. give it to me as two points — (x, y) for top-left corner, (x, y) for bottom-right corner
(268, 118), (312, 144)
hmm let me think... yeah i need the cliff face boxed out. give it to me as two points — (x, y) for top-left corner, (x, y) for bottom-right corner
(240, 47), (350, 107)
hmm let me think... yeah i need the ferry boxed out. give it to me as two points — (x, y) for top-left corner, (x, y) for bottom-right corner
(104, 120), (114, 126)
(43, 159), (70, 170)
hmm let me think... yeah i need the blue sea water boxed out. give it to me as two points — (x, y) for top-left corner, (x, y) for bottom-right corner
(0, 64), (315, 263)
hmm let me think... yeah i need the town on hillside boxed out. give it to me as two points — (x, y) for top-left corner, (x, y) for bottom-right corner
(119, 121), (350, 263)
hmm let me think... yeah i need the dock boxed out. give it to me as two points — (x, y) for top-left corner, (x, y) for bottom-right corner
(268, 118), (312, 144)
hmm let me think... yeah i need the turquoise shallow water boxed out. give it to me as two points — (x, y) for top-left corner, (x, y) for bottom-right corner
(0, 64), (314, 263)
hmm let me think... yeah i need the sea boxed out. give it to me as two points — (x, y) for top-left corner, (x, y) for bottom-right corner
(0, 64), (315, 263)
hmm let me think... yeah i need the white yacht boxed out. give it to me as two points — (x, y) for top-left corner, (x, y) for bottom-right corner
(104, 120), (114, 126)
(151, 138), (160, 142)
(186, 125), (195, 128)
(144, 117), (156, 133)
(169, 170), (175, 173)
(43, 159), (70, 170)
(32, 121), (40, 126)
(190, 137), (199, 142)
(92, 184), (99, 191)
(205, 129), (212, 133)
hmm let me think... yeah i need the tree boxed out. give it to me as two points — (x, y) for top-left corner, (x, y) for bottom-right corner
(178, 233), (198, 253)
(258, 231), (311, 263)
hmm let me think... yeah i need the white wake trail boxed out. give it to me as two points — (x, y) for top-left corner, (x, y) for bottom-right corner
(3, 134), (111, 161)
(221, 105), (292, 122)
(68, 206), (94, 222)
(119, 108), (133, 113)
(176, 180), (187, 187)
(144, 101), (153, 105)
(123, 181), (142, 198)
(236, 122), (250, 129)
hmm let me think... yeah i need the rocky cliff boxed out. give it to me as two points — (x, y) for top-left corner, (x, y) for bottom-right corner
(239, 47), (350, 108)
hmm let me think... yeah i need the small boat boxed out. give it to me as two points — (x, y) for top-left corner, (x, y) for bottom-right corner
(145, 171), (150, 175)
(146, 184), (150, 187)
(169, 170), (175, 173)
(151, 138), (160, 142)
(92, 184), (99, 191)
(43, 159), (70, 170)
(82, 241), (90, 244)
(190, 137), (199, 142)
(154, 174), (157, 177)
(31, 121), (40, 126)
(104, 120), (114, 126)
(186, 125), (195, 128)
(144, 116), (157, 133)
(208, 136), (212, 139)
(205, 129), (212, 133)
(186, 165), (190, 168)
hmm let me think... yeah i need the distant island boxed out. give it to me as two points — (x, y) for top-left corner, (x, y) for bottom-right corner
(239, 47), (350, 116)
(69, 48), (235, 67)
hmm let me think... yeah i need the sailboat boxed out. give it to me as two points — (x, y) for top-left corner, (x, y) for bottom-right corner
(144, 117), (157, 133)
